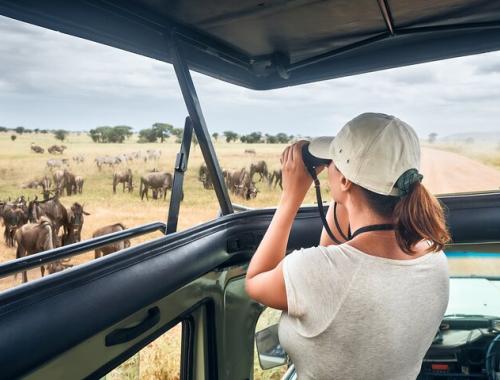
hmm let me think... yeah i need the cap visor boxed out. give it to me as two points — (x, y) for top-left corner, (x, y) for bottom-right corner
(308, 136), (334, 159)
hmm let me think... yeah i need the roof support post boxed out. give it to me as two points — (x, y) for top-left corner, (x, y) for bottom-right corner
(170, 34), (234, 215)
(167, 116), (193, 233)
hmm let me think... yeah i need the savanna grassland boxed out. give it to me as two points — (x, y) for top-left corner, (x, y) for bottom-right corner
(2, 132), (500, 379)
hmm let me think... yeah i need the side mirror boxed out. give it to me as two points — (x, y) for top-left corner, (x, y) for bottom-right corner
(255, 323), (287, 370)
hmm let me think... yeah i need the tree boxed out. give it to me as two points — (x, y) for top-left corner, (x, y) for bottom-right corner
(53, 129), (68, 141)
(15, 126), (25, 134)
(212, 132), (219, 141)
(240, 132), (262, 143)
(428, 133), (438, 144)
(223, 131), (239, 143)
(138, 128), (158, 143)
(40, 129), (48, 134)
(10, 135), (16, 141)
(276, 132), (292, 143)
(152, 123), (173, 143)
(89, 126), (132, 143)
(170, 128), (184, 143)
(0, 126), (7, 133)
(265, 134), (278, 144)
(111, 125), (133, 143)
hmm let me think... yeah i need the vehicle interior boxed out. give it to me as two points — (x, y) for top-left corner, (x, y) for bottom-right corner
(0, 1), (500, 379)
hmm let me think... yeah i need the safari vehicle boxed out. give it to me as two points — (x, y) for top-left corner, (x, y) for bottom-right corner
(0, 1), (500, 379)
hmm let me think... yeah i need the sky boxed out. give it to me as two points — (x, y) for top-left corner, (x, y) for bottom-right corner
(1, 15), (500, 138)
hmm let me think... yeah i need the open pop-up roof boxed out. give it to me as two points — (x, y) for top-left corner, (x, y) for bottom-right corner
(1, 0), (500, 89)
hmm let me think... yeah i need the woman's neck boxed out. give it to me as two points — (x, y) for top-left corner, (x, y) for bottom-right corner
(345, 200), (392, 233)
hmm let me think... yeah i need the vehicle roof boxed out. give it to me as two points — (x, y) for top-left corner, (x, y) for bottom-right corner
(1, 0), (500, 90)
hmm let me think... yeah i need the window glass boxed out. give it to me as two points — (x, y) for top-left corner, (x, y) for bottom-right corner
(105, 322), (182, 380)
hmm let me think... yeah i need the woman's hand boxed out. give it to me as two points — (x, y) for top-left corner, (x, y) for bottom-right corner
(280, 140), (315, 207)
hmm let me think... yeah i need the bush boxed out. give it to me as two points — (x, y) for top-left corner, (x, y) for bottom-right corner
(138, 128), (158, 143)
(54, 129), (68, 141)
(10, 135), (16, 141)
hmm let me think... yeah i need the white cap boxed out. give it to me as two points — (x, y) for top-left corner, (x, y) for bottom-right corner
(308, 113), (420, 196)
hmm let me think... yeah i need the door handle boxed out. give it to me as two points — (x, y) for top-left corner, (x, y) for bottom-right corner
(105, 307), (160, 347)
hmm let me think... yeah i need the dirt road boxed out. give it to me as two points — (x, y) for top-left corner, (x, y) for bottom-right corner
(421, 147), (500, 194)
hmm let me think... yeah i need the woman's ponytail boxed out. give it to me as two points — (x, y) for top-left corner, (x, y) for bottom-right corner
(393, 181), (450, 254)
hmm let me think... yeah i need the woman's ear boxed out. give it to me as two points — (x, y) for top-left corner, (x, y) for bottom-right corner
(339, 173), (352, 192)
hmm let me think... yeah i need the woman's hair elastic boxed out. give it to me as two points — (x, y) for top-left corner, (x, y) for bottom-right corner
(395, 169), (423, 197)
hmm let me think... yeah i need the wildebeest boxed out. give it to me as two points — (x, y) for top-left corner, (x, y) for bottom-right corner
(28, 196), (68, 242)
(95, 155), (121, 170)
(46, 259), (73, 274)
(113, 168), (133, 193)
(53, 169), (66, 196)
(72, 154), (85, 163)
(198, 164), (213, 189)
(234, 169), (258, 200)
(139, 172), (172, 200)
(30, 143), (44, 154)
(250, 160), (269, 182)
(2, 202), (29, 247)
(268, 169), (283, 190)
(75, 176), (84, 194)
(93, 223), (131, 259)
(48, 145), (66, 154)
(62, 202), (89, 245)
(47, 158), (68, 169)
(15, 216), (56, 283)
(146, 149), (161, 162)
(224, 168), (258, 200)
(21, 179), (41, 189)
(244, 149), (256, 155)
(63, 169), (77, 196)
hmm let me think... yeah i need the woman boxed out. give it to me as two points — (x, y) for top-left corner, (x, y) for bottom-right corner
(245, 113), (450, 380)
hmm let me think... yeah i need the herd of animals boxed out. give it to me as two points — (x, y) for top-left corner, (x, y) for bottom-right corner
(0, 195), (129, 283)
(1, 143), (282, 284)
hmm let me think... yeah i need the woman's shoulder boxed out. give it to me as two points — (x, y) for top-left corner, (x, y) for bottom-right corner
(285, 244), (364, 272)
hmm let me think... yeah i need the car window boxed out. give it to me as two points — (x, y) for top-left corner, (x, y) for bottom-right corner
(105, 322), (182, 379)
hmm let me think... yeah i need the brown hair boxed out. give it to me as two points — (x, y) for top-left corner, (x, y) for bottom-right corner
(361, 182), (450, 254)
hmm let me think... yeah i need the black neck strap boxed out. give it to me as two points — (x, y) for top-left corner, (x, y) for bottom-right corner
(306, 166), (392, 244)
(350, 224), (394, 239)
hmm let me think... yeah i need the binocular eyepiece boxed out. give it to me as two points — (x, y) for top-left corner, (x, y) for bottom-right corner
(301, 143), (332, 174)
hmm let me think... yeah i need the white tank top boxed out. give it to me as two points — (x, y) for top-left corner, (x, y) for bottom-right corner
(278, 244), (449, 380)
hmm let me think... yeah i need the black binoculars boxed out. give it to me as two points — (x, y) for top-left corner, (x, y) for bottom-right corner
(301, 142), (332, 175)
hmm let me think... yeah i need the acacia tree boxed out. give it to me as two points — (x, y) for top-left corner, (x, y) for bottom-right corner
(223, 131), (238, 143)
(152, 123), (173, 143)
(428, 133), (438, 144)
(89, 126), (132, 143)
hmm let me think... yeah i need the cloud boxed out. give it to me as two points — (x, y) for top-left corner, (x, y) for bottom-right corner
(1, 15), (500, 137)
(476, 62), (500, 74)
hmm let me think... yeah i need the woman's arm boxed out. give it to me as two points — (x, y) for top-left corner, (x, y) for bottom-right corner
(245, 141), (313, 311)
(319, 201), (350, 246)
